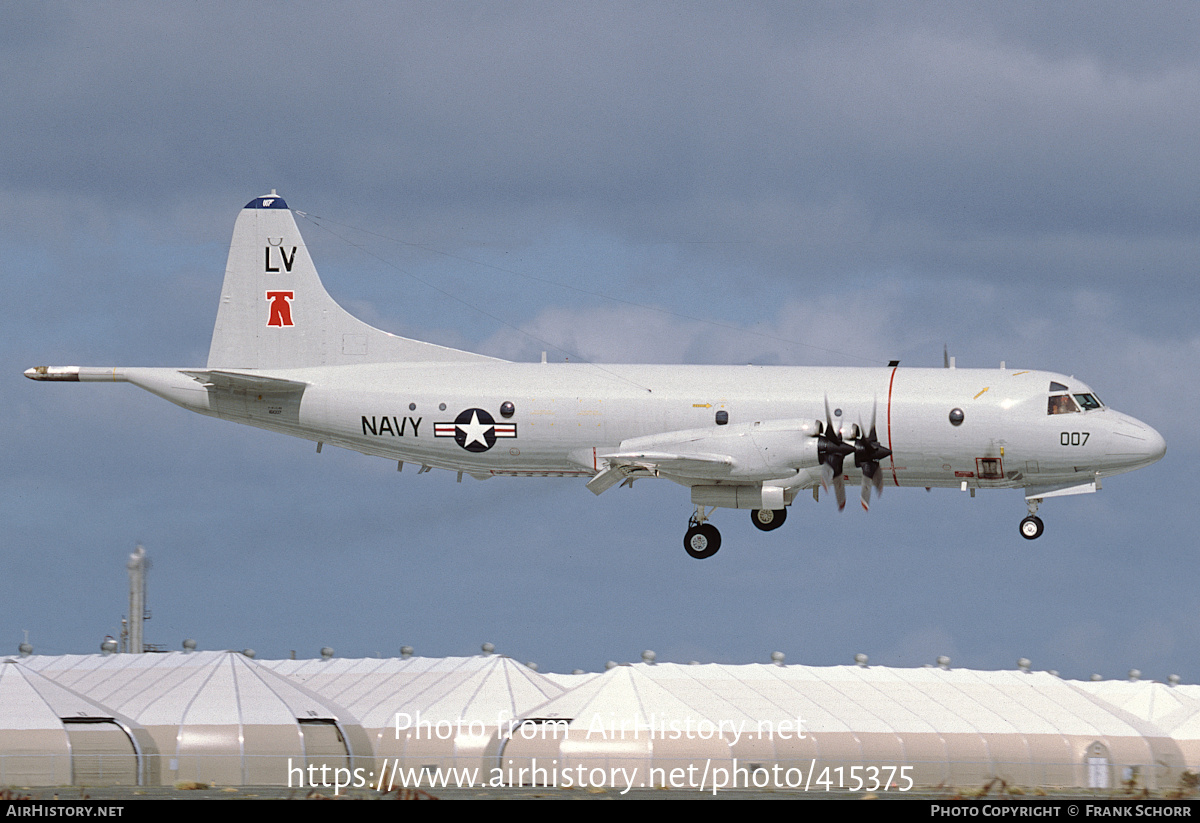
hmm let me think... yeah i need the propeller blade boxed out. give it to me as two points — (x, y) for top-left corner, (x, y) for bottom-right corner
(820, 453), (847, 484)
(817, 395), (854, 512)
(842, 398), (892, 512)
(817, 395), (851, 500)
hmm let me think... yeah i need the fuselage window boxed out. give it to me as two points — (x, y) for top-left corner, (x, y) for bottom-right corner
(1048, 394), (1080, 415)
(1073, 393), (1102, 411)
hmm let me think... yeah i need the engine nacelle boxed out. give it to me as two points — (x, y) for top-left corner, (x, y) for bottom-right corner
(582, 418), (826, 490)
(745, 422), (821, 477)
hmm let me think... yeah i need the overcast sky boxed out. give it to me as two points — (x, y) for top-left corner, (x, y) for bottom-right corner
(4, 2), (1197, 680)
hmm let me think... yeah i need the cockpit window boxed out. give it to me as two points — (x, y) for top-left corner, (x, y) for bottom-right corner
(1073, 393), (1102, 411)
(1048, 394), (1080, 415)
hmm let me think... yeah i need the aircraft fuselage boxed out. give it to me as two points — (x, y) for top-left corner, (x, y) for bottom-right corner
(109, 361), (1163, 494)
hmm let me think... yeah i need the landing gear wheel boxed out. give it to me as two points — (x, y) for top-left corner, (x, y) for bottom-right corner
(684, 523), (721, 559)
(1019, 516), (1044, 540)
(751, 508), (787, 532)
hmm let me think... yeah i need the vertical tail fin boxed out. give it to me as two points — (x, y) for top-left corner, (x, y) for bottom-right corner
(207, 192), (497, 369)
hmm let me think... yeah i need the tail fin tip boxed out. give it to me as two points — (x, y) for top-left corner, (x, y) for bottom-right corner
(245, 191), (288, 210)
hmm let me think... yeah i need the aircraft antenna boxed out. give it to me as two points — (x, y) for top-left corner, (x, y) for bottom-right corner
(296, 212), (658, 392)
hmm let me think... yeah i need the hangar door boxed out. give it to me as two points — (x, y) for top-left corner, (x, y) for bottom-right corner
(1086, 741), (1111, 789)
(64, 720), (138, 786)
(300, 719), (350, 774)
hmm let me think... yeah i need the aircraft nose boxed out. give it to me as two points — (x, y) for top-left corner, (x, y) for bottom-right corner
(1108, 413), (1166, 470)
(1143, 424), (1167, 464)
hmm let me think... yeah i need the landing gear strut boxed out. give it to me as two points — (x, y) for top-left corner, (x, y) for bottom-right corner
(684, 506), (721, 559)
(751, 508), (787, 532)
(1020, 498), (1045, 540)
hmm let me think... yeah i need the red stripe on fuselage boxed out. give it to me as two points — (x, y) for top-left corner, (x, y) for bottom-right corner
(886, 365), (899, 486)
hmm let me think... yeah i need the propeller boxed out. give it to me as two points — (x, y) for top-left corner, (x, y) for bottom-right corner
(853, 400), (892, 511)
(817, 397), (855, 511)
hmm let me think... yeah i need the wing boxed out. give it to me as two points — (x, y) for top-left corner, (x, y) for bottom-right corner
(586, 450), (735, 495)
(583, 419), (822, 495)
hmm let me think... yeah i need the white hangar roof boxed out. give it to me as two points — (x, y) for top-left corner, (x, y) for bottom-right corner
(260, 654), (565, 729)
(21, 650), (349, 726)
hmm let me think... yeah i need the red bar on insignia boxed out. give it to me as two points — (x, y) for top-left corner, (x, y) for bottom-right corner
(494, 425), (517, 437)
(434, 424), (457, 436)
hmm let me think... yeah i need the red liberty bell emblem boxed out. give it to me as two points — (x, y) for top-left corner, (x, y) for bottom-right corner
(266, 291), (295, 327)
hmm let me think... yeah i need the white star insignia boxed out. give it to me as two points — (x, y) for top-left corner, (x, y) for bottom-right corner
(458, 411), (493, 447)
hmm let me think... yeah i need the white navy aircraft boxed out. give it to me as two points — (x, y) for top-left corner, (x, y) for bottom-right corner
(27, 193), (1166, 558)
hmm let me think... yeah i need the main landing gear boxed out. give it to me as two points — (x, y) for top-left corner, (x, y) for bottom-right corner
(684, 506), (721, 559)
(751, 507), (787, 531)
(683, 506), (791, 558)
(1020, 498), (1045, 540)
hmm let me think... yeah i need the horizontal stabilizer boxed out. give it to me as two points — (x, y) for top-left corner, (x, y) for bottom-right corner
(181, 370), (308, 394)
(179, 368), (307, 423)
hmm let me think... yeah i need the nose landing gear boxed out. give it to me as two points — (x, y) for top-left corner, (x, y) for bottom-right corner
(1020, 498), (1045, 540)
(1020, 516), (1044, 539)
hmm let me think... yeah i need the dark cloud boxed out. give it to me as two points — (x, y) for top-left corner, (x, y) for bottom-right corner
(2, 3), (1194, 677)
